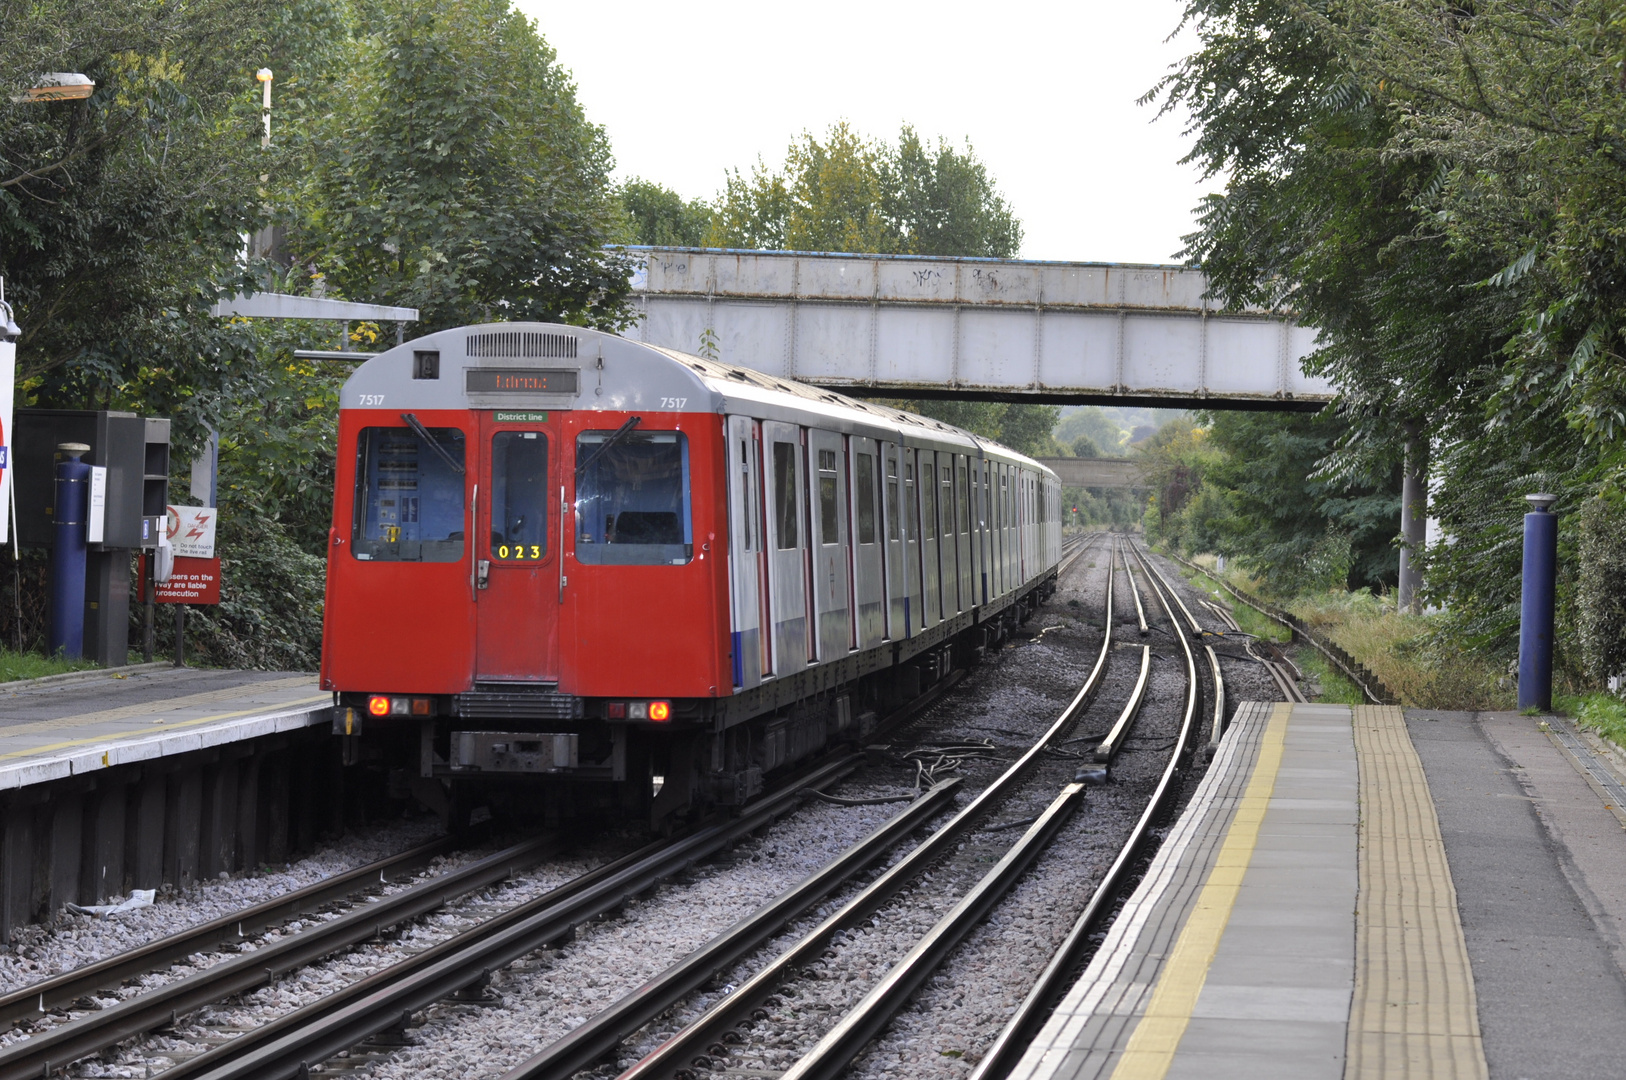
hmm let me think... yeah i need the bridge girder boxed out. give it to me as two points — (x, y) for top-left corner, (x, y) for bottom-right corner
(625, 247), (1332, 409)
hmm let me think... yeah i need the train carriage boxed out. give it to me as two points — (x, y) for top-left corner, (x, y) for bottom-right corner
(321, 322), (1061, 825)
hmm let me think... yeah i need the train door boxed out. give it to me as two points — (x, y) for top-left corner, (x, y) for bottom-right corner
(849, 437), (884, 649)
(725, 415), (765, 688)
(919, 450), (941, 626)
(806, 428), (851, 659)
(882, 443), (904, 639)
(762, 421), (808, 671)
(473, 413), (559, 682)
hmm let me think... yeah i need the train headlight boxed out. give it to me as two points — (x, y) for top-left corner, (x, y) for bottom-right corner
(628, 701), (648, 720)
(368, 695), (390, 717)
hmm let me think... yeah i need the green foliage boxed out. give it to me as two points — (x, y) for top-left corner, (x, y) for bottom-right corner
(707, 122), (1021, 258)
(1558, 691), (1626, 750)
(1154, 0), (1626, 679)
(0, 650), (96, 682)
(618, 178), (711, 248)
(292, 0), (632, 334)
(0, 0), (284, 443)
(1141, 410), (1399, 594)
(1068, 434), (1101, 458)
(1576, 495), (1626, 683)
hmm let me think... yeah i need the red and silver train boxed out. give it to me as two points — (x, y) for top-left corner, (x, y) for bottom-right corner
(320, 323), (1062, 824)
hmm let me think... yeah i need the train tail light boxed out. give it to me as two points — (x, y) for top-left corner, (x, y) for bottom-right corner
(618, 701), (672, 721)
(369, 696), (432, 718)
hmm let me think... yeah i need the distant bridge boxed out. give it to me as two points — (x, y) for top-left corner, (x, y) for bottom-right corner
(1037, 457), (1146, 489)
(625, 247), (1330, 409)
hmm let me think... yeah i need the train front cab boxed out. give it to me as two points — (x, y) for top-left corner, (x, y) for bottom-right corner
(322, 340), (731, 820)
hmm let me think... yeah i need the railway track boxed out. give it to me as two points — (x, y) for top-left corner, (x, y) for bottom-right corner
(443, 535), (1199, 1080)
(5, 533), (1249, 1080)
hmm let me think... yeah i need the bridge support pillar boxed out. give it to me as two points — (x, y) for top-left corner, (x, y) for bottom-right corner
(1398, 419), (1428, 614)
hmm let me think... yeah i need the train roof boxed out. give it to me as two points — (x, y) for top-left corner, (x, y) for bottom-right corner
(341, 322), (1052, 473)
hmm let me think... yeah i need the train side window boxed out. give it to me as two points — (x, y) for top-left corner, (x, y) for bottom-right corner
(773, 442), (799, 549)
(739, 441), (753, 552)
(885, 456), (899, 541)
(921, 460), (937, 540)
(817, 449), (839, 545)
(490, 432), (548, 560)
(957, 461), (969, 534)
(352, 426), (466, 563)
(574, 430), (692, 565)
(856, 453), (876, 544)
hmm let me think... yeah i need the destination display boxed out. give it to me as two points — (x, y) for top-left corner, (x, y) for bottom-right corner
(466, 368), (579, 395)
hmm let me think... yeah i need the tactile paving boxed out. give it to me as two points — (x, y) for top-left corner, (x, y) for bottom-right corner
(1345, 705), (1487, 1080)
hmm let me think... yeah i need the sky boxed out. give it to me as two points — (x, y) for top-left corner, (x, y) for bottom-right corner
(511, 0), (1218, 267)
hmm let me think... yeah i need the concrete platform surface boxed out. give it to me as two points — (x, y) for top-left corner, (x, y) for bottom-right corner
(1007, 701), (1626, 1080)
(0, 666), (325, 791)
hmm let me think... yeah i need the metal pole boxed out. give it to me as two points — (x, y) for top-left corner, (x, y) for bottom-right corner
(143, 553), (154, 662)
(1397, 418), (1428, 614)
(1518, 493), (1558, 712)
(173, 603), (185, 668)
(49, 442), (91, 659)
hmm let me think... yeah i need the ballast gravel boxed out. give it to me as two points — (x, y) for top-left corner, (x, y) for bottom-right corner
(0, 816), (447, 996)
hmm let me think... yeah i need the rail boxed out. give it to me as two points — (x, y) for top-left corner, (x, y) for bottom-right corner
(967, 538), (1209, 1080)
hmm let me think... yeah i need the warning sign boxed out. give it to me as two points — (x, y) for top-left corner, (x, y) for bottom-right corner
(167, 505), (217, 559)
(152, 556), (221, 605)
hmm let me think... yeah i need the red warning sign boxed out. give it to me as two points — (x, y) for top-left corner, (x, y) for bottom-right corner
(141, 556), (222, 605)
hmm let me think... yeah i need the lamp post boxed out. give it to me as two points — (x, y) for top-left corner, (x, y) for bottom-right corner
(255, 68), (272, 148)
(10, 73), (95, 104)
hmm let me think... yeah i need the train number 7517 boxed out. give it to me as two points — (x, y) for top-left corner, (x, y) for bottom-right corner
(660, 397), (687, 409)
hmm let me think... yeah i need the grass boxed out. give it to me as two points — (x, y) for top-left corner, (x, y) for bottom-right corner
(0, 649), (98, 683)
(1179, 557), (1290, 643)
(1179, 553), (1511, 710)
(1297, 649), (1367, 706)
(1556, 691), (1626, 748)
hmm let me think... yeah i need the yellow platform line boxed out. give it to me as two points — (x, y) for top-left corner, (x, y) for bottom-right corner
(1345, 706), (1487, 1080)
(0, 694), (330, 762)
(1109, 700), (1292, 1080)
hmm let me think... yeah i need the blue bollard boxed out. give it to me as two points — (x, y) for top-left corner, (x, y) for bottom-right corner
(49, 442), (92, 660)
(1518, 493), (1559, 712)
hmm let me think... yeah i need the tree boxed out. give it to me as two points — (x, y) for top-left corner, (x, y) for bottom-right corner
(0, 0), (285, 435)
(1151, 0), (1615, 658)
(707, 122), (1022, 258)
(291, 0), (631, 334)
(619, 179), (711, 247)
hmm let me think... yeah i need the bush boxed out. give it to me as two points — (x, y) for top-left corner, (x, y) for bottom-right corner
(152, 504), (327, 671)
(1577, 495), (1626, 685)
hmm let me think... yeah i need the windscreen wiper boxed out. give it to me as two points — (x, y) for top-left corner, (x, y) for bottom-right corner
(574, 415), (642, 479)
(401, 413), (465, 474)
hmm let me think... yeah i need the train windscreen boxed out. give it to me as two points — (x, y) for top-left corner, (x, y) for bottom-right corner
(574, 430), (692, 565)
(352, 426), (467, 562)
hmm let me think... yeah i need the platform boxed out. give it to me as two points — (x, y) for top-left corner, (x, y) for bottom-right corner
(0, 666), (326, 791)
(1010, 700), (1626, 1080)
